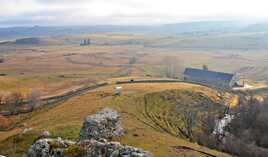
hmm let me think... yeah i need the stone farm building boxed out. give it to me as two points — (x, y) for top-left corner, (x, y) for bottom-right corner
(183, 68), (235, 90)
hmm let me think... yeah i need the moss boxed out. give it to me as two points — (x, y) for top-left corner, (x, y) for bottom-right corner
(51, 127), (80, 141)
(64, 145), (86, 157)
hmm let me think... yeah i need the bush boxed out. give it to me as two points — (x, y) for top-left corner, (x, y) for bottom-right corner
(0, 58), (4, 63)
(4, 92), (24, 114)
(128, 56), (136, 64)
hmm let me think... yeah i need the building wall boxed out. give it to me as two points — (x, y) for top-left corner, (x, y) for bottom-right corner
(184, 75), (231, 90)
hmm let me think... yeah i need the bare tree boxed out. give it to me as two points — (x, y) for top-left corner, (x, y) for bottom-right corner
(180, 110), (197, 141)
(201, 114), (217, 135)
(0, 56), (4, 64)
(0, 94), (3, 105)
(5, 92), (23, 113)
(162, 56), (179, 78)
(128, 56), (137, 64)
(202, 64), (208, 71)
(27, 90), (41, 109)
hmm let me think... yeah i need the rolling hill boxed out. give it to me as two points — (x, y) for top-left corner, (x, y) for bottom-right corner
(0, 82), (232, 157)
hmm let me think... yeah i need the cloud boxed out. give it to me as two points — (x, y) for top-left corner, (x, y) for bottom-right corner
(1, 0), (268, 26)
(0, 0), (42, 16)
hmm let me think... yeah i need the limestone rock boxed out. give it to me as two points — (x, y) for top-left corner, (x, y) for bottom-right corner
(39, 131), (51, 138)
(22, 128), (33, 134)
(27, 138), (75, 157)
(79, 139), (152, 157)
(27, 139), (50, 157)
(80, 107), (125, 140)
(28, 138), (152, 157)
(27, 108), (152, 157)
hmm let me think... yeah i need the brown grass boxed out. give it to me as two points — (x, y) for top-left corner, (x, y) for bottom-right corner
(0, 83), (231, 157)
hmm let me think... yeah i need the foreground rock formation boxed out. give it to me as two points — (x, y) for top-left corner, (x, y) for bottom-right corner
(80, 107), (125, 140)
(27, 108), (152, 157)
(28, 138), (75, 157)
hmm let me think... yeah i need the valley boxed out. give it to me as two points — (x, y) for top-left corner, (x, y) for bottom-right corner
(1, 32), (268, 157)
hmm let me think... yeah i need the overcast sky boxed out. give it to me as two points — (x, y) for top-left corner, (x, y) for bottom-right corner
(1, 0), (268, 26)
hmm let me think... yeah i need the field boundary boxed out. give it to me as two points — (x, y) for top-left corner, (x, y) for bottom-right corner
(1, 78), (226, 117)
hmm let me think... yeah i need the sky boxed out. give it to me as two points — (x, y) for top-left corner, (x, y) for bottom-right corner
(1, 0), (268, 26)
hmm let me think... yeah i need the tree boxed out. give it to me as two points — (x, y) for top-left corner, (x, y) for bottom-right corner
(162, 56), (179, 78)
(5, 92), (24, 113)
(201, 114), (217, 135)
(0, 94), (3, 105)
(128, 56), (136, 64)
(0, 57), (4, 63)
(180, 110), (197, 141)
(27, 90), (41, 109)
(202, 64), (208, 71)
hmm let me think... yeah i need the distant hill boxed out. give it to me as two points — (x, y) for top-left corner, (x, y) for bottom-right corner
(160, 21), (243, 34)
(242, 23), (268, 32)
(1, 21), (268, 39)
(15, 37), (40, 45)
(0, 36), (67, 46)
(0, 25), (156, 39)
(1, 21), (268, 49)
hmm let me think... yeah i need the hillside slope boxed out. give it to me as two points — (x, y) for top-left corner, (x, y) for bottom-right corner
(0, 83), (231, 157)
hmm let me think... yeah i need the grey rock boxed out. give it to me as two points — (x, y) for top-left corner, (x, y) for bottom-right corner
(27, 108), (152, 157)
(51, 148), (64, 157)
(80, 107), (125, 140)
(22, 128), (33, 134)
(39, 131), (51, 138)
(27, 138), (75, 157)
(27, 139), (50, 157)
(79, 139), (152, 157)
(110, 150), (119, 157)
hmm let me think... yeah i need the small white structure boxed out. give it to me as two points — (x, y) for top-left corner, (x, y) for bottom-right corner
(114, 86), (122, 95)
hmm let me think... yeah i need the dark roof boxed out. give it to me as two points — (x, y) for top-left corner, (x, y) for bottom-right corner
(184, 68), (234, 82)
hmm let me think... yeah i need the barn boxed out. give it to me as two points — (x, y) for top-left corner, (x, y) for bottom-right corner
(183, 68), (235, 90)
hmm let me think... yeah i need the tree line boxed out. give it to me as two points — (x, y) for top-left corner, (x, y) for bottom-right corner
(0, 90), (41, 115)
(189, 96), (268, 157)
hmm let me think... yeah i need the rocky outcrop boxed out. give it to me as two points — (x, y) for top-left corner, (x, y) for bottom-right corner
(28, 138), (152, 157)
(27, 137), (75, 157)
(80, 139), (152, 157)
(27, 108), (153, 157)
(80, 107), (125, 140)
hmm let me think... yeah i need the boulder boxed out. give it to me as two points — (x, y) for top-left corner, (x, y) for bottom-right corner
(80, 107), (124, 140)
(27, 138), (75, 157)
(39, 131), (51, 138)
(27, 139), (50, 157)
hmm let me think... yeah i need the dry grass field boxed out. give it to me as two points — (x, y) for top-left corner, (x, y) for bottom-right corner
(0, 33), (268, 97)
(1, 33), (268, 156)
(0, 82), (232, 157)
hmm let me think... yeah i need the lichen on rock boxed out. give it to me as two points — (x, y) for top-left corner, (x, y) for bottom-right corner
(80, 107), (125, 141)
(79, 138), (152, 157)
(27, 138), (75, 157)
(27, 108), (152, 157)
